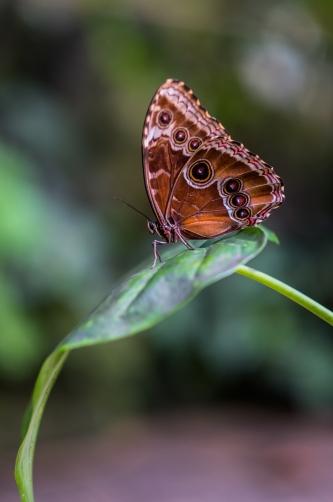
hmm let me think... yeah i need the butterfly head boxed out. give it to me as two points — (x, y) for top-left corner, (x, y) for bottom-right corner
(147, 220), (159, 235)
(147, 219), (174, 243)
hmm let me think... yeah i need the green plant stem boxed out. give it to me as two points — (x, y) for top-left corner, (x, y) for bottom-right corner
(236, 265), (333, 326)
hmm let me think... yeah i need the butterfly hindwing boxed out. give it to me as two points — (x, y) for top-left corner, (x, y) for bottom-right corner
(166, 137), (284, 239)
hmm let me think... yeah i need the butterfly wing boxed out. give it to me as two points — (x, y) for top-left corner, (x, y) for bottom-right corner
(166, 137), (284, 239)
(142, 79), (229, 223)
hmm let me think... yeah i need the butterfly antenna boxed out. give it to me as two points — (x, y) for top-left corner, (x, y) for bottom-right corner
(114, 197), (152, 221)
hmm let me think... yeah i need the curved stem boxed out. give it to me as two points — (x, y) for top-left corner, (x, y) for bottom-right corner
(236, 265), (333, 326)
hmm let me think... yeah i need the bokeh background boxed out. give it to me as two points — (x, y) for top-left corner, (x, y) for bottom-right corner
(1, 0), (333, 500)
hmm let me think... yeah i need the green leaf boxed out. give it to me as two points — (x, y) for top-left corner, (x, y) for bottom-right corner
(15, 351), (69, 502)
(260, 225), (280, 244)
(15, 227), (267, 502)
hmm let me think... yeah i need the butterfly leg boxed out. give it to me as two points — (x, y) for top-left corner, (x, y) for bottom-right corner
(152, 240), (167, 268)
(176, 231), (194, 251)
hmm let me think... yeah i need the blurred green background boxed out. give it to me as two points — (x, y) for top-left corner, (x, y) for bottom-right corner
(1, 0), (333, 450)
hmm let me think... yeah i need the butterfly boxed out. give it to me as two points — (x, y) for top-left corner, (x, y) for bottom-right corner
(142, 79), (284, 267)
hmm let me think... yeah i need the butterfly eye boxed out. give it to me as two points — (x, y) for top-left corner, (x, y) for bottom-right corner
(230, 193), (248, 207)
(234, 207), (251, 220)
(189, 160), (212, 183)
(158, 110), (172, 127)
(147, 220), (157, 234)
(188, 138), (201, 152)
(223, 178), (241, 194)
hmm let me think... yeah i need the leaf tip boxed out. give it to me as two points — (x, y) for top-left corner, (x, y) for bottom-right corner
(260, 226), (280, 245)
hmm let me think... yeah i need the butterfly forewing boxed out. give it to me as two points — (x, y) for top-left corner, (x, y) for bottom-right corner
(142, 79), (229, 223)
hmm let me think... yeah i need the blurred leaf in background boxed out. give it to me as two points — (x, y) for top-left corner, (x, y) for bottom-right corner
(1, 0), (333, 451)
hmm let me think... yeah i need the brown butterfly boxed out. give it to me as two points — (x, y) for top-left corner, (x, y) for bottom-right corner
(142, 79), (284, 267)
